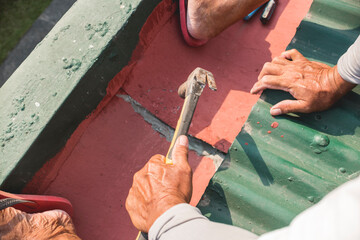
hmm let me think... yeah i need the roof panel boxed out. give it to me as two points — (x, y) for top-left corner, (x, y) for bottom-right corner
(197, 0), (360, 235)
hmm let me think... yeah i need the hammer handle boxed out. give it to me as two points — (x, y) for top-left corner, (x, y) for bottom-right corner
(136, 87), (200, 240)
(136, 232), (148, 240)
(165, 94), (199, 164)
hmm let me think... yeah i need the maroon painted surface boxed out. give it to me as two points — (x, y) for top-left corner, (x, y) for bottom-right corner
(24, 0), (312, 239)
(123, 0), (312, 152)
(26, 95), (214, 239)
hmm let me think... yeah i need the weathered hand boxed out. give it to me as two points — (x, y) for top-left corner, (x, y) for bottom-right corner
(125, 135), (192, 233)
(250, 49), (356, 115)
(0, 207), (80, 240)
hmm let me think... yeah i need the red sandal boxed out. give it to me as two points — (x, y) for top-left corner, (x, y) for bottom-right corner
(179, 0), (208, 47)
(0, 190), (73, 217)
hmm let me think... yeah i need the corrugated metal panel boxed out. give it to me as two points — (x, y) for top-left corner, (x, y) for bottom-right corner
(287, 0), (360, 65)
(197, 0), (360, 235)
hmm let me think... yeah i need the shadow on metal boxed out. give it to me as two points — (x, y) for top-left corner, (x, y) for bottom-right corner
(197, 0), (360, 235)
(238, 134), (274, 186)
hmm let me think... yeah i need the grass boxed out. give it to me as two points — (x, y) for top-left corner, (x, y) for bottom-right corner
(0, 0), (52, 64)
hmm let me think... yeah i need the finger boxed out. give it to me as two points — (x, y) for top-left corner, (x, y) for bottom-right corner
(272, 56), (291, 65)
(143, 154), (165, 178)
(251, 75), (291, 94)
(258, 62), (283, 80)
(250, 81), (263, 94)
(280, 49), (307, 61)
(30, 210), (76, 232)
(270, 99), (309, 115)
(148, 154), (165, 165)
(172, 135), (189, 165)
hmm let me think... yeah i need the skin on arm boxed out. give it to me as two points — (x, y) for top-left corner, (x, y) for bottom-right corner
(125, 135), (192, 233)
(250, 49), (356, 115)
(187, 0), (268, 40)
(0, 207), (81, 240)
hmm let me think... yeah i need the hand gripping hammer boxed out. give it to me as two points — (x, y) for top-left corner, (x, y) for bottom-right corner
(137, 67), (216, 240)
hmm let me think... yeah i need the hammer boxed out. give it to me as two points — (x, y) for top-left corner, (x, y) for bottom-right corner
(137, 67), (216, 240)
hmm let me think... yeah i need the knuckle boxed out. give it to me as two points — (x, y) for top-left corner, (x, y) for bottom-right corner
(261, 75), (270, 83)
(125, 197), (132, 211)
(150, 154), (164, 163)
(147, 161), (162, 174)
(149, 154), (162, 162)
(263, 62), (272, 69)
(148, 161), (156, 169)
(125, 194), (131, 208)
(294, 72), (303, 81)
(272, 56), (281, 63)
(133, 171), (141, 183)
(179, 163), (192, 175)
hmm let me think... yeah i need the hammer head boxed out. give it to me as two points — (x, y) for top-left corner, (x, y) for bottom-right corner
(178, 67), (217, 99)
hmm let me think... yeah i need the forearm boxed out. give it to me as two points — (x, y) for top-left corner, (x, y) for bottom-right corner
(337, 35), (360, 84)
(149, 203), (258, 240)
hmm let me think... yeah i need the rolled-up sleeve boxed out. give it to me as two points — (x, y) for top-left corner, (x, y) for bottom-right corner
(337, 35), (360, 84)
(149, 203), (258, 240)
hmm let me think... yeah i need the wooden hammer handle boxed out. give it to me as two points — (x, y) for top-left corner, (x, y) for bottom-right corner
(165, 94), (199, 164)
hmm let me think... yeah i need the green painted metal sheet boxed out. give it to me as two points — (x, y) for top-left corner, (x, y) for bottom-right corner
(197, 0), (360, 235)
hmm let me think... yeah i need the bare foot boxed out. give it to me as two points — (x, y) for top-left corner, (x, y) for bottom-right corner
(187, 0), (268, 40)
(0, 207), (81, 240)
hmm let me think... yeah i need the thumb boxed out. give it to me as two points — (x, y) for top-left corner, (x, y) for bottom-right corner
(172, 135), (189, 165)
(270, 99), (309, 115)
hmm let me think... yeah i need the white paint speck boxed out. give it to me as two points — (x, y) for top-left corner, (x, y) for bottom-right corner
(35, 102), (40, 107)
(120, 4), (125, 9)
(72, 40), (76, 43)
(79, 48), (82, 51)
(12, 117), (16, 121)
(89, 45), (94, 49)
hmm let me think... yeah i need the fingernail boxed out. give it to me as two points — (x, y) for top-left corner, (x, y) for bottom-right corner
(177, 135), (188, 147)
(270, 108), (282, 115)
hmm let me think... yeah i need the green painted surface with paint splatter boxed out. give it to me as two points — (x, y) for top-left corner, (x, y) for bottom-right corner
(197, 0), (360, 235)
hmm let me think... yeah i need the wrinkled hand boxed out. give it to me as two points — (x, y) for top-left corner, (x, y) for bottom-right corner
(0, 207), (80, 240)
(126, 135), (192, 233)
(251, 49), (356, 115)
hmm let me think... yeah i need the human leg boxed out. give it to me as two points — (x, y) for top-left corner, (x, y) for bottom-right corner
(187, 0), (268, 40)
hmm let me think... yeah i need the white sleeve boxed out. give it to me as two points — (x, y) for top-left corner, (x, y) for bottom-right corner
(337, 35), (360, 84)
(148, 203), (258, 240)
(259, 176), (360, 240)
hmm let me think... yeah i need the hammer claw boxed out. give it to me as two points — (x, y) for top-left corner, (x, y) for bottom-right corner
(206, 72), (217, 91)
(177, 68), (217, 98)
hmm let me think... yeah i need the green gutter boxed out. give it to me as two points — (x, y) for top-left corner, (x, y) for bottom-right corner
(0, 0), (162, 191)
